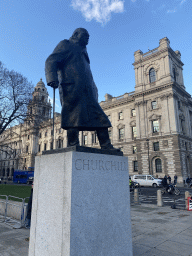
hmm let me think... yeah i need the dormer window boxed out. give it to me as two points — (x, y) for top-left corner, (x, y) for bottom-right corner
(149, 68), (156, 83)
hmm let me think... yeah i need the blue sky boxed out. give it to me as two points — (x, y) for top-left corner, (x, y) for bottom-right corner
(0, 0), (191, 112)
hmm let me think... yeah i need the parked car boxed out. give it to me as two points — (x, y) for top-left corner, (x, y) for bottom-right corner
(131, 175), (162, 187)
(27, 176), (34, 185)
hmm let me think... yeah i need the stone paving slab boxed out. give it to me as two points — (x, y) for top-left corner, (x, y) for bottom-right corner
(0, 204), (192, 256)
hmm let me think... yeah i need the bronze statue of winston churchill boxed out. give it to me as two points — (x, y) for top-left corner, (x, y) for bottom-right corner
(45, 28), (119, 152)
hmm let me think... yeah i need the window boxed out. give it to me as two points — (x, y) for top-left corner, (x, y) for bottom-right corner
(50, 141), (53, 150)
(39, 133), (41, 138)
(173, 68), (176, 81)
(119, 112), (123, 120)
(42, 96), (45, 101)
(28, 135), (30, 140)
(178, 101), (181, 109)
(45, 131), (47, 137)
(38, 144), (41, 152)
(133, 146), (137, 154)
(83, 135), (88, 145)
(44, 143), (47, 151)
(51, 130), (53, 136)
(132, 126), (137, 139)
(185, 142), (188, 150)
(131, 109), (136, 117)
(155, 158), (162, 173)
(108, 130), (112, 141)
(152, 120), (159, 133)
(119, 128), (124, 140)
(92, 132), (97, 144)
(58, 139), (63, 148)
(26, 146), (28, 153)
(59, 129), (61, 134)
(181, 120), (185, 132)
(151, 101), (157, 110)
(133, 161), (138, 172)
(43, 107), (46, 115)
(149, 68), (156, 83)
(153, 142), (159, 151)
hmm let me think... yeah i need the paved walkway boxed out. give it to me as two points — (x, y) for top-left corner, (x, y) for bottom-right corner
(0, 204), (192, 256)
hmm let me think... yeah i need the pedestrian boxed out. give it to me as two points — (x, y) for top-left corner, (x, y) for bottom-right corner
(186, 177), (190, 188)
(25, 182), (33, 229)
(174, 175), (177, 185)
(167, 175), (171, 184)
(162, 176), (168, 188)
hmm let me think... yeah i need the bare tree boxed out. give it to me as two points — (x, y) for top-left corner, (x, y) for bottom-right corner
(0, 61), (34, 135)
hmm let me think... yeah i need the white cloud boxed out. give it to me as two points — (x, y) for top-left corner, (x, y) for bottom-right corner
(71, 0), (125, 24)
(167, 7), (177, 13)
(180, 0), (186, 5)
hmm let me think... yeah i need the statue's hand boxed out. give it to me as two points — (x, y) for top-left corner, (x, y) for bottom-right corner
(48, 81), (59, 89)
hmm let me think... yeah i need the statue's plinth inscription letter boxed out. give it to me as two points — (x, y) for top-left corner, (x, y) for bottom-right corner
(75, 159), (126, 171)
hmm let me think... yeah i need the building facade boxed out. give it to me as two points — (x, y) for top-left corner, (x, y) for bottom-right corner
(0, 38), (192, 184)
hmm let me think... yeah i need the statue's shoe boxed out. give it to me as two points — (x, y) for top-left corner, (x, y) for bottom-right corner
(101, 144), (121, 152)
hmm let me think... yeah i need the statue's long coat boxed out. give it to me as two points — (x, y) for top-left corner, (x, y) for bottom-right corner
(45, 40), (111, 131)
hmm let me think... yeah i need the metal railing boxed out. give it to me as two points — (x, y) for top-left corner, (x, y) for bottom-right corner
(0, 195), (29, 228)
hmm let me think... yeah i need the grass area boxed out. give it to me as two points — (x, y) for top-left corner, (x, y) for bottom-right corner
(0, 185), (32, 202)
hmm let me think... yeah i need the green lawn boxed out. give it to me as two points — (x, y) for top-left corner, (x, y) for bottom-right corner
(0, 185), (32, 202)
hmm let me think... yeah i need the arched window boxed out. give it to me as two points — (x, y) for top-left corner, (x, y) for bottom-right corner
(155, 158), (162, 173)
(149, 68), (156, 83)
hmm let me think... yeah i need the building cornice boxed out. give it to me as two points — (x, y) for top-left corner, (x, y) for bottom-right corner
(133, 47), (184, 67)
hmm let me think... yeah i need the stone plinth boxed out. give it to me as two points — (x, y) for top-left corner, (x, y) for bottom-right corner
(29, 147), (133, 256)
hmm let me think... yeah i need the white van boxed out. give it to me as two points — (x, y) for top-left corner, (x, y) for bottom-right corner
(132, 175), (162, 187)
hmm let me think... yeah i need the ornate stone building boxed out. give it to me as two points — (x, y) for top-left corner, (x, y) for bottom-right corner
(0, 37), (192, 185)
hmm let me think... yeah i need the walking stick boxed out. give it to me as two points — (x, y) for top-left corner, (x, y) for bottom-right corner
(52, 87), (55, 149)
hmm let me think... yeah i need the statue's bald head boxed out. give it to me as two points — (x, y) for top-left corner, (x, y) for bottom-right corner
(70, 28), (89, 46)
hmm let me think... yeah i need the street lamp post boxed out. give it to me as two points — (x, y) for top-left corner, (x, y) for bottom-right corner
(146, 139), (150, 175)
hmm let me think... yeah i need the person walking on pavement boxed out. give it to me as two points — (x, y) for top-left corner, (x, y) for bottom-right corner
(25, 182), (33, 229)
(186, 177), (190, 188)
(174, 175), (177, 185)
(25, 182), (33, 242)
(162, 175), (168, 188)
(167, 175), (171, 185)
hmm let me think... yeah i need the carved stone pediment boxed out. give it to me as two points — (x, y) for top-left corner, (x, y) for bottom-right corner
(130, 120), (136, 127)
(144, 62), (160, 76)
(117, 123), (125, 129)
(149, 114), (161, 121)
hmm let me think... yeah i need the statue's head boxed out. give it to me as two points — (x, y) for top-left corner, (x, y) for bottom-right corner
(70, 28), (89, 46)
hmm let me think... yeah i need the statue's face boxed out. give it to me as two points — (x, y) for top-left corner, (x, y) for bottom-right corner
(77, 31), (89, 46)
